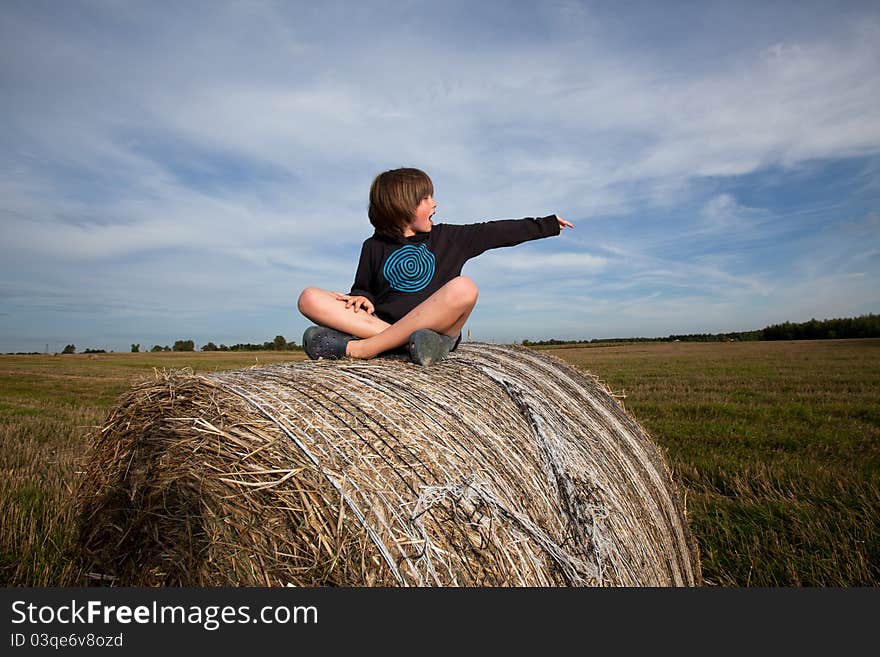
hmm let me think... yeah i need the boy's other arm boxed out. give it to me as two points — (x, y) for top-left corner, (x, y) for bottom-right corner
(343, 241), (377, 314)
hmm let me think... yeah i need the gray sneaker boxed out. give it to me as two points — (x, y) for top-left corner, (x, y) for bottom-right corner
(408, 329), (456, 366)
(303, 325), (357, 360)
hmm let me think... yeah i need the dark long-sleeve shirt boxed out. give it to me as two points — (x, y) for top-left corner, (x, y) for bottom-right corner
(349, 215), (561, 324)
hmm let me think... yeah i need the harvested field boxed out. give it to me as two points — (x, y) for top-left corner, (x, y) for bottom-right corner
(3, 339), (875, 586)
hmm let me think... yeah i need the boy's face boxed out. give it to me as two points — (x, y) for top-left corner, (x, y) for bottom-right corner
(407, 195), (436, 235)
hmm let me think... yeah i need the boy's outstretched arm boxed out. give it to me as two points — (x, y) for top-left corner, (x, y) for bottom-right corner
(448, 214), (572, 260)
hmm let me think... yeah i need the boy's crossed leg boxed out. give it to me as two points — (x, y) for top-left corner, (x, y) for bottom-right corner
(297, 276), (478, 359)
(297, 288), (391, 339)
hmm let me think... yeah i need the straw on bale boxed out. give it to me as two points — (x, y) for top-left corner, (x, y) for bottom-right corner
(74, 343), (701, 586)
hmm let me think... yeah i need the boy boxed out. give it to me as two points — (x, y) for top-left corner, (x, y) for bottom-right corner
(297, 167), (573, 365)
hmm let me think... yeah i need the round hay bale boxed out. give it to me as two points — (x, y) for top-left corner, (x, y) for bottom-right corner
(74, 343), (701, 586)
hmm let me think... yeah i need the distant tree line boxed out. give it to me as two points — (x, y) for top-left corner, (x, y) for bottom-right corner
(522, 313), (879, 346)
(762, 314), (880, 341)
(148, 340), (194, 352)
(56, 344), (108, 354)
(11, 335), (304, 355)
(522, 330), (762, 347)
(143, 335), (303, 353)
(667, 331), (763, 342)
(200, 335), (302, 352)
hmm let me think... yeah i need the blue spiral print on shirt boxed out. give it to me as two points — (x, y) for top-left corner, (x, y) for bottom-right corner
(383, 243), (436, 292)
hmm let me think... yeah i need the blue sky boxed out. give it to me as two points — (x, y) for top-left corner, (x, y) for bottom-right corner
(1, 0), (879, 352)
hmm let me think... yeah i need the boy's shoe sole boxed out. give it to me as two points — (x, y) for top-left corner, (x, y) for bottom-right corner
(303, 326), (357, 360)
(408, 329), (456, 366)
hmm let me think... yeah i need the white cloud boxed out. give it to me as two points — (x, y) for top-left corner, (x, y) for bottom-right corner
(483, 251), (608, 273)
(699, 193), (769, 233)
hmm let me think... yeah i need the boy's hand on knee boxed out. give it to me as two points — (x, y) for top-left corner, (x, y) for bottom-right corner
(334, 292), (375, 315)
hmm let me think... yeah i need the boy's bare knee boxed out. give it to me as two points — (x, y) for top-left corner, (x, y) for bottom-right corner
(297, 287), (322, 314)
(449, 276), (479, 306)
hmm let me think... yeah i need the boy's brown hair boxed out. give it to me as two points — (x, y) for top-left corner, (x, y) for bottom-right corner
(368, 168), (434, 238)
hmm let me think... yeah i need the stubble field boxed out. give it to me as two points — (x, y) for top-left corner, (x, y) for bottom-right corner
(2, 340), (877, 586)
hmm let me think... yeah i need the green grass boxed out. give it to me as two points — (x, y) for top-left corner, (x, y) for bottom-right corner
(544, 339), (880, 586)
(1, 341), (877, 586)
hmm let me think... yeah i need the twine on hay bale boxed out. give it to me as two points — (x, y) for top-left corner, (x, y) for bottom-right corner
(74, 343), (702, 586)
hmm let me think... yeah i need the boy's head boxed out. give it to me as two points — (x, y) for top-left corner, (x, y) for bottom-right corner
(369, 167), (434, 238)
